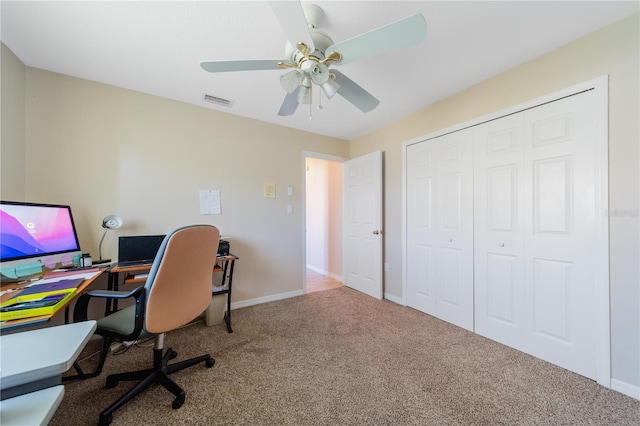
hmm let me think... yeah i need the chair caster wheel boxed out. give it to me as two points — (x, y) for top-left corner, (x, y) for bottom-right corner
(169, 350), (178, 359)
(99, 413), (113, 426)
(205, 358), (215, 368)
(172, 393), (185, 409)
(105, 377), (119, 389)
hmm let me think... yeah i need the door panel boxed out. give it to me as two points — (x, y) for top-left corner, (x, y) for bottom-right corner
(407, 142), (437, 312)
(406, 129), (474, 331)
(475, 92), (597, 379)
(343, 151), (383, 299)
(474, 114), (526, 350)
(523, 93), (597, 378)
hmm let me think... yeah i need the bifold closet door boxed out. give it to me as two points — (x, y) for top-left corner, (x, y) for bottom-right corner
(406, 129), (474, 331)
(474, 91), (598, 379)
(473, 113), (527, 350)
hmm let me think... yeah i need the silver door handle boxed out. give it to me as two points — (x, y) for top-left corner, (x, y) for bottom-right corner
(373, 230), (380, 235)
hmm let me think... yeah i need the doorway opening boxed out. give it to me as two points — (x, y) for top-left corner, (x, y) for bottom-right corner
(304, 152), (345, 293)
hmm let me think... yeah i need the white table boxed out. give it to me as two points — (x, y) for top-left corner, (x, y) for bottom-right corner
(0, 385), (64, 426)
(0, 320), (96, 422)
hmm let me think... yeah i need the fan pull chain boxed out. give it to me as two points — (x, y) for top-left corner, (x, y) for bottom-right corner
(318, 87), (323, 110)
(309, 88), (313, 121)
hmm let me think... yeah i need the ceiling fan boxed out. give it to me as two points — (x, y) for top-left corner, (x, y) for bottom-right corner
(200, 1), (427, 117)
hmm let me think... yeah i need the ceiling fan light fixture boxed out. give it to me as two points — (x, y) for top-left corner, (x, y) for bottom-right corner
(308, 62), (330, 85)
(321, 78), (340, 99)
(280, 69), (303, 94)
(297, 80), (312, 104)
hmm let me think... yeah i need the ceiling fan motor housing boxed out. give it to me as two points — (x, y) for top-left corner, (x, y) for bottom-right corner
(285, 29), (333, 64)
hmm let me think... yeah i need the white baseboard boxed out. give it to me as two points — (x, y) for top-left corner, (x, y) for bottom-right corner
(306, 265), (343, 282)
(232, 289), (400, 311)
(230, 289), (303, 311)
(306, 264), (325, 275)
(384, 292), (403, 305)
(611, 378), (640, 400)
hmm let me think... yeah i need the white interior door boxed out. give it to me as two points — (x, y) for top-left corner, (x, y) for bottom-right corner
(474, 91), (599, 380)
(474, 114), (527, 350)
(406, 130), (474, 330)
(343, 151), (383, 299)
(523, 92), (598, 379)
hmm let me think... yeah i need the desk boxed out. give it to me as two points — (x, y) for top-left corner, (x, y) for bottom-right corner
(0, 320), (97, 400)
(0, 385), (64, 426)
(106, 254), (238, 333)
(0, 271), (104, 332)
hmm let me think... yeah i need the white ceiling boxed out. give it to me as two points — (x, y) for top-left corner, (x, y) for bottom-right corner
(2, 1), (638, 140)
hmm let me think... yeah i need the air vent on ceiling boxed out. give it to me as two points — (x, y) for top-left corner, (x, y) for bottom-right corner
(203, 93), (234, 108)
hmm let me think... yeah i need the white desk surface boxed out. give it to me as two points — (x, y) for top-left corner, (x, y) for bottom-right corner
(0, 320), (97, 389)
(0, 385), (64, 426)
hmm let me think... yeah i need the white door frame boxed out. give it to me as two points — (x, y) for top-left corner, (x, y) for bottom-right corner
(302, 151), (346, 293)
(402, 76), (610, 387)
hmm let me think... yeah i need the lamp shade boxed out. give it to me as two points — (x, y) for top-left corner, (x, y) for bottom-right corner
(321, 78), (340, 99)
(97, 215), (123, 263)
(102, 215), (123, 230)
(280, 69), (303, 94)
(297, 78), (313, 104)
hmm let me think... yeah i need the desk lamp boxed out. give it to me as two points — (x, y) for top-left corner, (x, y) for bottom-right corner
(95, 214), (123, 264)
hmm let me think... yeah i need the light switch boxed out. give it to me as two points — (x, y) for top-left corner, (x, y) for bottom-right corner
(287, 186), (293, 196)
(264, 182), (276, 198)
(287, 205), (293, 214)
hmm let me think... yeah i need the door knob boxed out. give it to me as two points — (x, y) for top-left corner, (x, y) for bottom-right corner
(373, 230), (380, 235)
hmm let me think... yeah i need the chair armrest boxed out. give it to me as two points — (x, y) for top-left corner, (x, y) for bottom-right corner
(83, 288), (143, 299)
(73, 286), (145, 322)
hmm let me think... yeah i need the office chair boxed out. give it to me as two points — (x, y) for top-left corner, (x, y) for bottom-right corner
(73, 225), (220, 426)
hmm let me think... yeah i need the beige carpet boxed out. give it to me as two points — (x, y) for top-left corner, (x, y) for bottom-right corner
(53, 287), (639, 425)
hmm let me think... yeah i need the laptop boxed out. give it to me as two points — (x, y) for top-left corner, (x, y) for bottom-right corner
(117, 235), (165, 267)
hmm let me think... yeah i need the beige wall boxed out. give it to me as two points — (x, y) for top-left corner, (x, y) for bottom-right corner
(1, 43), (26, 200)
(350, 14), (639, 391)
(19, 66), (348, 304)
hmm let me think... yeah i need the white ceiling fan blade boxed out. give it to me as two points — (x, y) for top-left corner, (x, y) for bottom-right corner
(332, 70), (380, 113)
(327, 13), (426, 66)
(269, 1), (315, 51)
(278, 87), (301, 116)
(200, 59), (282, 73)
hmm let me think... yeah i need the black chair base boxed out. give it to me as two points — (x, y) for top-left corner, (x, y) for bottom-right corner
(99, 346), (215, 426)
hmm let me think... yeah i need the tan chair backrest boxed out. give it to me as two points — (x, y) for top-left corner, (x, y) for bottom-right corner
(145, 225), (220, 334)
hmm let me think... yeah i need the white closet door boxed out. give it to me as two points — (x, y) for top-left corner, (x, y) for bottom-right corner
(406, 129), (474, 331)
(474, 114), (527, 350)
(523, 92), (597, 379)
(474, 91), (598, 379)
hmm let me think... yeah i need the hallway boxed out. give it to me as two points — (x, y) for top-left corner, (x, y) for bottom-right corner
(306, 269), (343, 293)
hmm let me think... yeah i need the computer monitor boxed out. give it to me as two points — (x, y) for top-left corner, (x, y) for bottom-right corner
(0, 201), (82, 281)
(117, 235), (166, 267)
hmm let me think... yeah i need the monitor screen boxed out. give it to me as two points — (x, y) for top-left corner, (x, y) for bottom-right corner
(0, 201), (82, 277)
